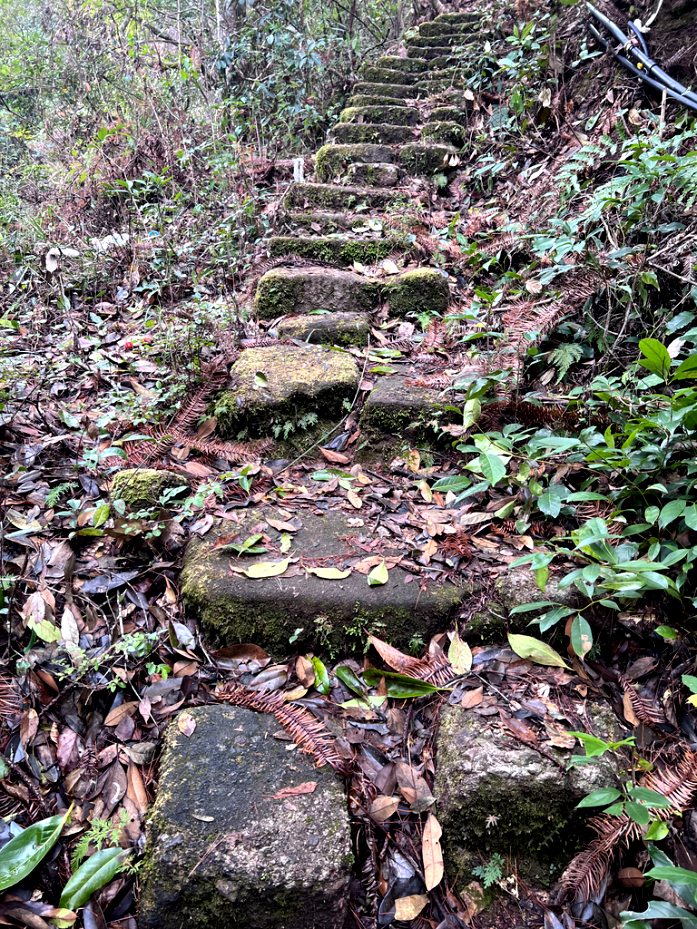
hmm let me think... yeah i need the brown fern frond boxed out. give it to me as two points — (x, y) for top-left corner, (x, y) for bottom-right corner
(423, 319), (448, 350)
(368, 634), (456, 686)
(187, 436), (271, 464)
(479, 233), (520, 256)
(217, 683), (351, 774)
(617, 674), (667, 728)
(407, 373), (454, 390)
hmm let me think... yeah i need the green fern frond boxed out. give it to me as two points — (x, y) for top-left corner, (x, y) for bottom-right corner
(547, 342), (584, 383)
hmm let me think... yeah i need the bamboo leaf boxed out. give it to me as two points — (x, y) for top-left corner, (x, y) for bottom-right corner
(60, 847), (131, 911)
(0, 806), (72, 892)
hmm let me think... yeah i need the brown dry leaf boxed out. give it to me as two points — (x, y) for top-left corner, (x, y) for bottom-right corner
(395, 762), (434, 811)
(268, 781), (317, 799)
(346, 490), (362, 509)
(383, 259), (400, 275)
(57, 728), (80, 773)
(623, 690), (641, 727)
(177, 711), (196, 737)
(458, 882), (484, 920)
(406, 449), (421, 473)
(394, 895), (428, 921)
(266, 517), (302, 533)
(196, 416), (217, 440)
(422, 812), (444, 890)
(127, 762), (149, 817)
(282, 686), (308, 701)
(502, 714), (539, 744)
(296, 656), (315, 688)
(105, 702), (139, 727)
(369, 796), (399, 822)
(19, 709), (39, 747)
(461, 687), (483, 709)
(173, 660), (199, 678)
(368, 634), (414, 674)
(320, 448), (350, 465)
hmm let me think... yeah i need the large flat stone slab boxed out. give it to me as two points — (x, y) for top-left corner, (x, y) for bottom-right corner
(360, 375), (450, 451)
(182, 508), (464, 655)
(315, 143), (396, 181)
(255, 267), (380, 319)
(339, 105), (419, 127)
(268, 235), (404, 265)
(278, 312), (369, 346)
(434, 703), (620, 884)
(332, 123), (415, 146)
(214, 344), (359, 437)
(140, 705), (351, 929)
(284, 182), (399, 212)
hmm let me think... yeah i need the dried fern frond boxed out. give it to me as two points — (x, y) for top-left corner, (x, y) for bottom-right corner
(217, 683), (350, 774)
(618, 673), (667, 728)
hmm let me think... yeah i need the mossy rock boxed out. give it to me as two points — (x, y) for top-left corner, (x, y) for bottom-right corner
(346, 94), (410, 109)
(109, 469), (189, 510)
(399, 142), (457, 176)
(353, 81), (415, 99)
(280, 212), (354, 233)
(139, 705), (351, 929)
(421, 120), (465, 146)
(347, 162), (401, 187)
(434, 10), (480, 24)
(315, 143), (394, 182)
(374, 56), (427, 73)
(181, 510), (464, 656)
(408, 46), (455, 61)
(339, 105), (419, 127)
(268, 235), (406, 265)
(419, 21), (479, 36)
(406, 33), (466, 47)
(214, 344), (358, 438)
(435, 704), (621, 886)
(256, 267), (379, 320)
(277, 312), (369, 347)
(386, 268), (450, 317)
(430, 106), (469, 126)
(332, 122), (415, 146)
(284, 182), (397, 211)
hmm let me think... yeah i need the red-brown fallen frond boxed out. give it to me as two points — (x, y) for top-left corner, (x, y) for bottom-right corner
(479, 232), (520, 256)
(0, 672), (21, 725)
(368, 634), (455, 686)
(618, 673), (667, 728)
(187, 436), (273, 464)
(217, 683), (351, 774)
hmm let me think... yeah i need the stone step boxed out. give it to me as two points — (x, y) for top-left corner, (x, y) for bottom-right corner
(214, 343), (359, 438)
(281, 212), (359, 233)
(277, 311), (370, 346)
(139, 704), (351, 929)
(407, 32), (467, 47)
(408, 46), (455, 62)
(332, 122), (416, 145)
(347, 162), (401, 187)
(418, 75), (467, 94)
(362, 66), (420, 86)
(385, 267), (450, 317)
(359, 374), (453, 455)
(315, 143), (395, 181)
(418, 20), (479, 36)
(422, 120), (465, 146)
(430, 105), (469, 126)
(181, 507), (464, 654)
(435, 10), (480, 24)
(374, 55), (428, 73)
(268, 235), (404, 265)
(346, 93), (409, 108)
(339, 104), (419, 127)
(256, 267), (380, 319)
(400, 141), (458, 175)
(353, 80), (415, 99)
(284, 182), (399, 211)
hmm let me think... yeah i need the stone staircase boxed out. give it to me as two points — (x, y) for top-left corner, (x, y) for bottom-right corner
(211, 10), (490, 463)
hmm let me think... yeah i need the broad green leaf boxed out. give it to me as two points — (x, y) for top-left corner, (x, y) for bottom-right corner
(570, 615), (593, 658)
(683, 674), (697, 693)
(645, 865), (697, 885)
(674, 353), (697, 380)
(659, 499), (686, 529)
(535, 565), (549, 591)
(621, 900), (697, 929)
(685, 504), (697, 530)
(626, 801), (650, 825)
(311, 657), (330, 695)
(627, 786), (673, 809)
(335, 665), (365, 696)
(92, 504), (110, 528)
(431, 476), (471, 492)
(645, 506), (660, 525)
(367, 559), (389, 586)
(507, 633), (571, 669)
(60, 847), (131, 911)
(645, 820), (669, 841)
(576, 788), (622, 808)
(566, 492), (610, 502)
(656, 625), (678, 639)
(537, 490), (563, 518)
(638, 338), (671, 381)
(243, 559), (290, 579)
(308, 567), (352, 580)
(462, 398), (481, 430)
(362, 668), (444, 697)
(341, 695), (386, 708)
(448, 632), (472, 674)
(566, 731), (610, 757)
(509, 600), (557, 615)
(479, 451), (507, 486)
(0, 806), (72, 892)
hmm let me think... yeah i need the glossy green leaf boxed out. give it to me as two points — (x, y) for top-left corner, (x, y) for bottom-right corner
(311, 657), (330, 695)
(576, 788), (622, 808)
(644, 820), (669, 842)
(683, 674), (697, 693)
(0, 806), (71, 892)
(507, 633), (571, 669)
(60, 847), (131, 911)
(367, 559), (388, 586)
(621, 900), (697, 928)
(479, 451), (507, 486)
(362, 668), (444, 697)
(645, 865), (697, 885)
(638, 338), (671, 381)
(626, 801), (650, 825)
(570, 615), (593, 658)
(628, 786), (672, 809)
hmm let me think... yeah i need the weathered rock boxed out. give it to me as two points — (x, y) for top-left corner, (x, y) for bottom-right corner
(181, 509), (464, 654)
(421, 120), (465, 146)
(359, 375), (450, 456)
(353, 81), (415, 99)
(315, 143), (395, 181)
(268, 235), (405, 265)
(214, 344), (359, 438)
(281, 212), (356, 233)
(406, 32), (466, 47)
(332, 122), (416, 146)
(140, 705), (351, 929)
(277, 312), (370, 346)
(347, 162), (401, 187)
(284, 182), (398, 211)
(361, 67), (420, 86)
(339, 105), (419, 127)
(109, 468), (189, 510)
(386, 267), (450, 317)
(399, 143), (457, 176)
(346, 95), (409, 108)
(374, 56), (427, 73)
(435, 702), (622, 884)
(408, 45), (455, 60)
(434, 10), (480, 24)
(430, 106), (469, 126)
(418, 20), (477, 36)
(255, 267), (379, 319)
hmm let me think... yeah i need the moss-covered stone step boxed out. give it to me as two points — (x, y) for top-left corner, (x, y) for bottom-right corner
(256, 267), (380, 320)
(347, 162), (401, 187)
(353, 81), (415, 99)
(359, 374), (452, 451)
(386, 267), (450, 316)
(268, 235), (404, 265)
(346, 94), (410, 109)
(332, 122), (416, 145)
(181, 509), (464, 655)
(407, 45), (457, 61)
(139, 705), (351, 929)
(422, 120), (465, 146)
(281, 212), (357, 233)
(278, 311), (369, 346)
(434, 10), (480, 24)
(430, 105), (470, 126)
(215, 343), (359, 437)
(418, 20), (479, 36)
(284, 182), (399, 211)
(434, 702), (620, 883)
(407, 33), (469, 47)
(399, 142), (457, 175)
(374, 55), (427, 73)
(361, 66), (420, 86)
(315, 143), (395, 181)
(417, 72), (468, 94)
(110, 468), (189, 509)
(339, 105), (419, 127)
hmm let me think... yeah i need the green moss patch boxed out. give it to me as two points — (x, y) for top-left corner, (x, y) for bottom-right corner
(332, 122), (415, 145)
(284, 181), (396, 211)
(256, 267), (379, 319)
(109, 468), (189, 510)
(386, 268), (450, 317)
(268, 235), (406, 265)
(353, 81), (415, 99)
(374, 55), (427, 73)
(361, 66), (419, 86)
(315, 143), (394, 181)
(421, 120), (465, 146)
(339, 105), (419, 127)
(278, 312), (369, 347)
(399, 142), (456, 176)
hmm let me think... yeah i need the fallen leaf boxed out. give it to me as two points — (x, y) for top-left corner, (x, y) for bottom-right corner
(105, 702), (139, 727)
(422, 812), (444, 890)
(369, 796), (400, 822)
(448, 632), (472, 674)
(296, 656), (315, 687)
(394, 895), (428, 920)
(383, 259), (400, 275)
(268, 781), (317, 799)
(308, 567), (352, 580)
(243, 558), (290, 579)
(321, 448), (350, 464)
(177, 711), (196, 737)
(266, 517), (302, 533)
(623, 690), (640, 727)
(507, 633), (571, 669)
(20, 709), (39, 747)
(461, 686), (483, 709)
(406, 449), (421, 473)
(395, 762), (434, 811)
(346, 490), (362, 509)
(525, 280), (543, 294)
(367, 559), (389, 586)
